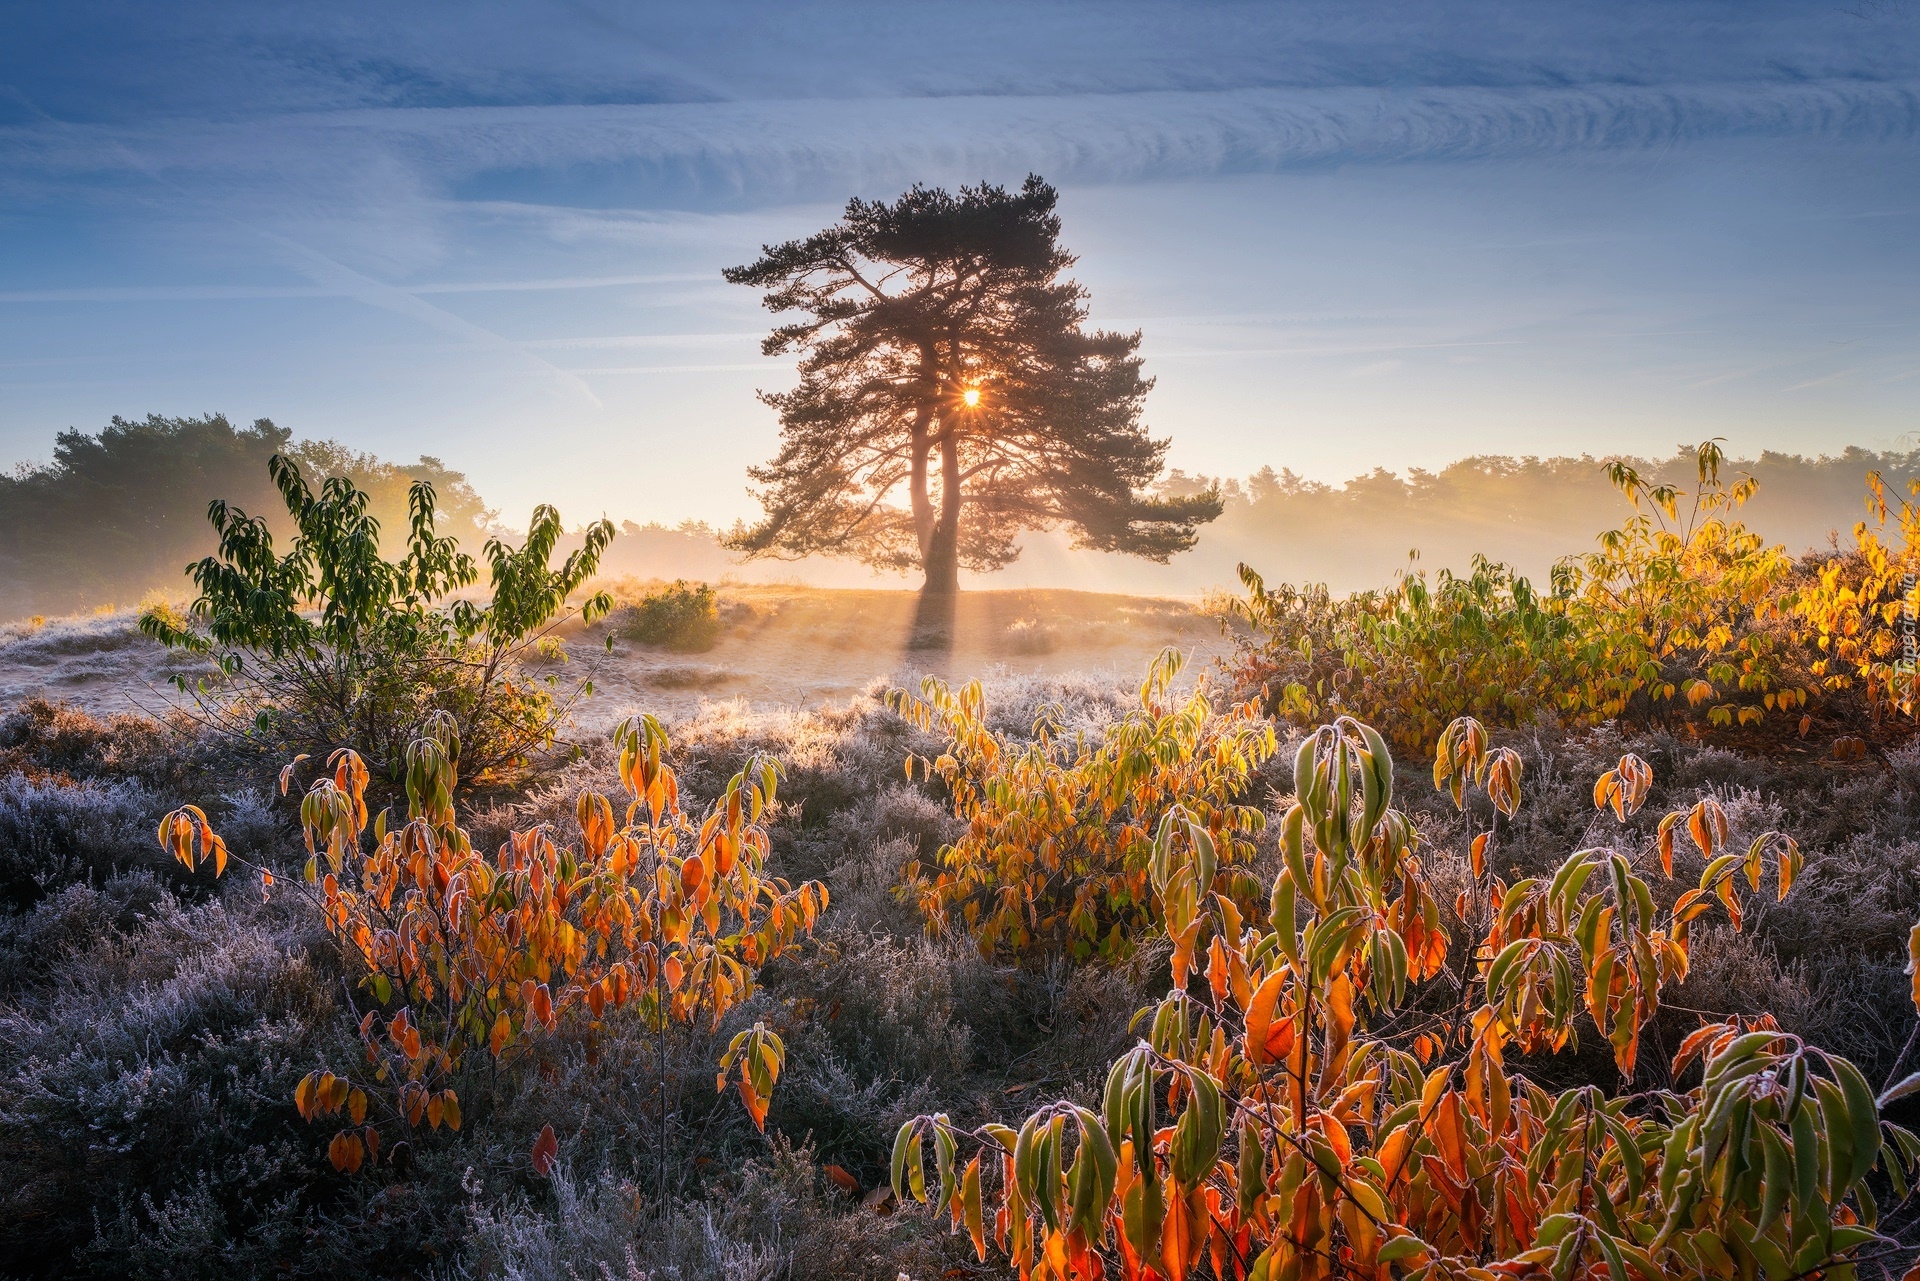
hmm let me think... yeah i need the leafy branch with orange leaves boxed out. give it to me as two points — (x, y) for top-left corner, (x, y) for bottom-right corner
(890, 648), (1278, 964)
(156, 709), (826, 1180)
(892, 699), (1920, 1280)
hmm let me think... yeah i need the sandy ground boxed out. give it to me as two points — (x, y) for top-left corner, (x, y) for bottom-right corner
(0, 586), (1233, 730)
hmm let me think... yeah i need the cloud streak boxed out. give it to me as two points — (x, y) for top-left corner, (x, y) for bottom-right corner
(0, 273), (712, 304)
(8, 76), (1919, 217)
(248, 228), (604, 405)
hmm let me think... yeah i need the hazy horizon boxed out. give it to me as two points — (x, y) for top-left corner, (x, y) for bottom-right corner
(5, 416), (1913, 617)
(4, 1), (1920, 534)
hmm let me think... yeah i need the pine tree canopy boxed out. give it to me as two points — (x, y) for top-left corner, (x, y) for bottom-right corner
(723, 175), (1221, 593)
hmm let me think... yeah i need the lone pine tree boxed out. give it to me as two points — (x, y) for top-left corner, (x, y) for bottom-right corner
(724, 176), (1220, 595)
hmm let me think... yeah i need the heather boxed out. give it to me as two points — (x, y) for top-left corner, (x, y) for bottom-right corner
(0, 645), (1914, 1277)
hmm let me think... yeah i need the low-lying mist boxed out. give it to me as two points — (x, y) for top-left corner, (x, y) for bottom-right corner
(4, 415), (1913, 620)
(321, 445), (1920, 598)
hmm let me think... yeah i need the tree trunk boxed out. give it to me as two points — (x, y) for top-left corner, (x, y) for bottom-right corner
(922, 527), (959, 595)
(921, 429), (962, 596)
(909, 406), (935, 562)
(909, 349), (938, 562)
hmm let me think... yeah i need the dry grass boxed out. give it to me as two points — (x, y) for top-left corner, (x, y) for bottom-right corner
(0, 610), (211, 722)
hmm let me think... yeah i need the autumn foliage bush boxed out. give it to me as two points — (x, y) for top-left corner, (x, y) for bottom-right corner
(159, 709), (826, 1183)
(1225, 441), (1920, 751)
(891, 704), (1920, 1280)
(891, 649), (1278, 963)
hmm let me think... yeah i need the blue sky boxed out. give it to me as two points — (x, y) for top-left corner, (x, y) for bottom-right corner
(2, 1), (1918, 528)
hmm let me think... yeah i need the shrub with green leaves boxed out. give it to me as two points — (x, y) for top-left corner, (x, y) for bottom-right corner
(1223, 441), (1815, 751)
(139, 454), (614, 783)
(618, 580), (724, 652)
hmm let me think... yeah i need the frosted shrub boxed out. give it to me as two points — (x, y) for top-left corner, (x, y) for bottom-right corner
(0, 774), (160, 908)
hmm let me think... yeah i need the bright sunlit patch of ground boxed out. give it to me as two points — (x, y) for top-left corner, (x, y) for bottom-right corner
(0, 586), (1234, 733)
(554, 582), (1231, 728)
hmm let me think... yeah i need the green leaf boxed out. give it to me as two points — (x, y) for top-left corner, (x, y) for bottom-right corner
(1377, 1235), (1430, 1263)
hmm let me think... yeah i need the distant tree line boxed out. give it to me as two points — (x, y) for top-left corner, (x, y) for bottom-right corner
(1152, 444), (1920, 592)
(3, 415), (1913, 619)
(0, 414), (497, 620)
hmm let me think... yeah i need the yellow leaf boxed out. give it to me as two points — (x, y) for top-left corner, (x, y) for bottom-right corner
(962, 1153), (986, 1260)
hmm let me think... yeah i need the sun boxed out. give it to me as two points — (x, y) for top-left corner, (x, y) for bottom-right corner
(961, 387), (981, 408)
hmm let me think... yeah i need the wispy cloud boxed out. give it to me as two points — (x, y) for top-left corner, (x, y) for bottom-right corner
(523, 332), (759, 349)
(4, 0), (1919, 521)
(9, 78), (1920, 229)
(249, 228), (603, 405)
(1780, 367), (1861, 392)
(0, 273), (710, 304)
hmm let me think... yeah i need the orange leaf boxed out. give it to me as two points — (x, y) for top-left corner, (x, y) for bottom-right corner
(1243, 969), (1292, 1066)
(490, 1010), (513, 1057)
(1433, 1091), (1468, 1183)
(823, 1164), (860, 1195)
(530, 1124), (559, 1177)
(962, 1154), (986, 1261)
(1378, 1126), (1415, 1189)
(1206, 936), (1230, 1008)
(1908, 922), (1920, 1014)
(738, 1073), (770, 1131)
(1160, 1181), (1196, 1281)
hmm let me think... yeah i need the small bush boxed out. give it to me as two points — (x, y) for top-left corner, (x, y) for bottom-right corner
(167, 713), (825, 1185)
(138, 454), (615, 784)
(892, 649), (1277, 962)
(1003, 616), (1057, 654)
(617, 580), (724, 652)
(0, 698), (183, 787)
(0, 894), (352, 1273)
(0, 873), (170, 993)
